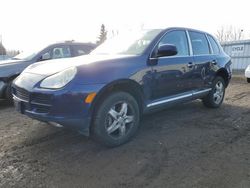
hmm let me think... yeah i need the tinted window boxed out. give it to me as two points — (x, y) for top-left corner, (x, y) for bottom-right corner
(51, 46), (71, 59)
(189, 31), (210, 55)
(158, 30), (189, 56)
(208, 35), (220, 54)
(38, 46), (72, 62)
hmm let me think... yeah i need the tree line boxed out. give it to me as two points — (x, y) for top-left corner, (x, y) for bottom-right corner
(215, 26), (244, 43)
(0, 42), (19, 57)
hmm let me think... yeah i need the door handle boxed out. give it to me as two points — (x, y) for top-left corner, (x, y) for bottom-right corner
(212, 60), (217, 65)
(187, 62), (193, 68)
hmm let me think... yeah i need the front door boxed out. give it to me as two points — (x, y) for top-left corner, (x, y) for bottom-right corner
(150, 30), (194, 100)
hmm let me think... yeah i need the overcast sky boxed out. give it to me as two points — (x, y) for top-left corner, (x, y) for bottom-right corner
(0, 0), (249, 51)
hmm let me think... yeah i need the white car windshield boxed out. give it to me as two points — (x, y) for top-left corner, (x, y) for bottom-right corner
(91, 29), (163, 55)
(13, 50), (38, 61)
(13, 44), (47, 61)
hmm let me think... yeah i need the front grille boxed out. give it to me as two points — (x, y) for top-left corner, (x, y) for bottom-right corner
(13, 87), (52, 114)
(32, 93), (52, 105)
(15, 87), (29, 101)
(31, 93), (52, 114)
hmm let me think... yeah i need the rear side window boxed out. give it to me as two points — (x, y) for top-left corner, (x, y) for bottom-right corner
(189, 31), (210, 55)
(207, 35), (220, 54)
(158, 30), (189, 56)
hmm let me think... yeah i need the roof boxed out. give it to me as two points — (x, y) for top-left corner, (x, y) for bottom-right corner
(47, 41), (97, 48)
(165, 27), (212, 35)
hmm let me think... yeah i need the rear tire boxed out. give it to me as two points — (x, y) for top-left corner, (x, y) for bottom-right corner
(247, 78), (250, 83)
(91, 91), (140, 147)
(202, 76), (225, 108)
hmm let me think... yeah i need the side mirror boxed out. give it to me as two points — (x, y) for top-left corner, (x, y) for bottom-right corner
(157, 44), (177, 57)
(41, 52), (51, 61)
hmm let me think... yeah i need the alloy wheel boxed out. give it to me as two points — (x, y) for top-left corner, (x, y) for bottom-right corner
(213, 81), (224, 104)
(105, 101), (134, 139)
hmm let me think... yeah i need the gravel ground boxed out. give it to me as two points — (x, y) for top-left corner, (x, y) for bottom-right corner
(1, 76), (250, 188)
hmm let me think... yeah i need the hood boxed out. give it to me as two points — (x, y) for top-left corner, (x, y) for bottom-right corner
(0, 59), (26, 66)
(23, 54), (135, 76)
(0, 59), (32, 78)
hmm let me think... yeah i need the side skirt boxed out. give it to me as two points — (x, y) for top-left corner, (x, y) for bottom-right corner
(145, 88), (211, 112)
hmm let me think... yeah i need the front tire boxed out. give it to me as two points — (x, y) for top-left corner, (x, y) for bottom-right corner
(91, 92), (140, 147)
(202, 76), (225, 108)
(5, 81), (13, 103)
(247, 78), (250, 83)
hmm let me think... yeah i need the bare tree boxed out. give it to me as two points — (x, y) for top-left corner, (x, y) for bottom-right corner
(7, 50), (20, 57)
(0, 43), (6, 55)
(216, 26), (244, 43)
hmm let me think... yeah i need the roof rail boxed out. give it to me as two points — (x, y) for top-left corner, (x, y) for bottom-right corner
(65, 40), (75, 43)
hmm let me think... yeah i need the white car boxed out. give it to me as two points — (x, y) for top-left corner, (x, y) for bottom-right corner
(245, 65), (250, 83)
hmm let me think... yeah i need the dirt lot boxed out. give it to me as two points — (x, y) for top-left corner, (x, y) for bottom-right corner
(1, 76), (250, 188)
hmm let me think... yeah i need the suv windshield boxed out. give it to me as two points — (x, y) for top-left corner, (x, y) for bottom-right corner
(91, 29), (163, 55)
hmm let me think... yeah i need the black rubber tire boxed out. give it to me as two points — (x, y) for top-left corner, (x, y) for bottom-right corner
(247, 78), (250, 83)
(202, 76), (225, 108)
(91, 91), (140, 147)
(5, 81), (13, 103)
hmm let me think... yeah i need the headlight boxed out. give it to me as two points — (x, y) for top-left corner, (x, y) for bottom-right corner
(40, 67), (77, 89)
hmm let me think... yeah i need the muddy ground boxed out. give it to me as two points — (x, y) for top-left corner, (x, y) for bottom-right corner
(1, 76), (250, 188)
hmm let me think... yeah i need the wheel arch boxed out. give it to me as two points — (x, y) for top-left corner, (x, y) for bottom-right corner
(215, 68), (230, 87)
(90, 79), (145, 118)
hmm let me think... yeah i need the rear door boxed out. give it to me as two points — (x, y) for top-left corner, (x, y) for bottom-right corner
(206, 34), (222, 84)
(188, 31), (214, 90)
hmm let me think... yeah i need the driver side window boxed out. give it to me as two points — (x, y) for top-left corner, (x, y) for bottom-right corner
(52, 46), (71, 59)
(38, 51), (51, 61)
(38, 46), (72, 62)
(158, 30), (189, 56)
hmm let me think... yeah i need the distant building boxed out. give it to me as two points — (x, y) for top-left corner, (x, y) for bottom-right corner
(222, 40), (250, 70)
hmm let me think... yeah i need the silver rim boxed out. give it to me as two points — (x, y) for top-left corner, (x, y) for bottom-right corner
(105, 102), (134, 139)
(213, 81), (224, 104)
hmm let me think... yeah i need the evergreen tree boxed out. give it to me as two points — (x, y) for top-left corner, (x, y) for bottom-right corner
(96, 24), (107, 45)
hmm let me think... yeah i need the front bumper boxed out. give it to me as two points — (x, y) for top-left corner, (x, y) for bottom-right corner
(12, 83), (105, 136)
(245, 67), (250, 78)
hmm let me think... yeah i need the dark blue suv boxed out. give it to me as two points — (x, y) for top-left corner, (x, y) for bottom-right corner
(12, 28), (232, 147)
